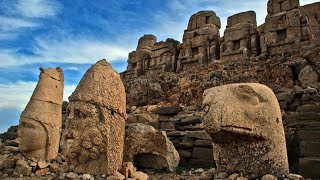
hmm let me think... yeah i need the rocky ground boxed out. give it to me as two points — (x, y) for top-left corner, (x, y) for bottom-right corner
(0, 143), (305, 180)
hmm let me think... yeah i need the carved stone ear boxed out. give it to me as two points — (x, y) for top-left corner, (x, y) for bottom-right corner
(56, 67), (62, 72)
(239, 84), (255, 94)
(39, 67), (44, 72)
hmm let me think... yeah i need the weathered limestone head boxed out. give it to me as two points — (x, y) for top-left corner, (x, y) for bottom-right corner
(187, 11), (221, 30)
(202, 83), (289, 178)
(61, 59), (126, 175)
(137, 34), (157, 50)
(19, 67), (64, 161)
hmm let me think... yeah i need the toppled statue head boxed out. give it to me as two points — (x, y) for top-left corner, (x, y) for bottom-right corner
(202, 83), (289, 178)
(19, 67), (64, 161)
(61, 59), (126, 175)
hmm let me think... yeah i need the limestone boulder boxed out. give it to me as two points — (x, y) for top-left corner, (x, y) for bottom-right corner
(202, 83), (289, 179)
(124, 123), (179, 172)
(298, 65), (319, 89)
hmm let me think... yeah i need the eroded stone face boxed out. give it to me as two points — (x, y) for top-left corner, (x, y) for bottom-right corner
(202, 83), (289, 179)
(19, 118), (47, 153)
(19, 67), (64, 161)
(61, 59), (126, 175)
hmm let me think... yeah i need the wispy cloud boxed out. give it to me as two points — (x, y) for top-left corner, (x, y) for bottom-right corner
(15, 0), (61, 18)
(0, 80), (76, 110)
(0, 16), (38, 31)
(65, 66), (80, 71)
(0, 81), (37, 110)
(0, 80), (76, 133)
(0, 36), (132, 68)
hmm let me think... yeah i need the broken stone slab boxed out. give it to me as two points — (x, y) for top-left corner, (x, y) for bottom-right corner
(298, 130), (320, 141)
(185, 130), (212, 140)
(296, 104), (320, 113)
(192, 147), (213, 160)
(177, 150), (192, 158)
(300, 141), (320, 157)
(193, 140), (212, 148)
(179, 115), (202, 125)
(276, 91), (295, 103)
(166, 131), (186, 137)
(155, 105), (183, 115)
(124, 123), (180, 172)
(189, 159), (215, 167)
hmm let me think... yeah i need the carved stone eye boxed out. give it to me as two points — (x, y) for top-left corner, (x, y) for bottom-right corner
(75, 109), (87, 119)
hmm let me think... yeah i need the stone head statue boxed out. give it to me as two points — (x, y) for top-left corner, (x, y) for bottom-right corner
(202, 83), (289, 178)
(61, 59), (126, 175)
(19, 67), (64, 161)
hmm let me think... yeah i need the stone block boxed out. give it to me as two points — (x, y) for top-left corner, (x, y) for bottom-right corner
(224, 27), (251, 42)
(185, 130), (211, 140)
(189, 159), (215, 167)
(192, 147), (213, 160)
(298, 112), (320, 120)
(296, 105), (320, 113)
(227, 11), (257, 27)
(180, 115), (202, 125)
(193, 140), (212, 148)
(300, 141), (320, 157)
(178, 150), (192, 158)
(299, 157), (320, 178)
(178, 138), (194, 148)
(155, 105), (183, 115)
(276, 91), (295, 103)
(183, 31), (196, 39)
(160, 122), (175, 130)
(298, 130), (320, 142)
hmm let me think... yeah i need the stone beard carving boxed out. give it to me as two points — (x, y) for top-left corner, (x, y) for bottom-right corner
(19, 67), (64, 161)
(202, 83), (289, 179)
(61, 59), (126, 175)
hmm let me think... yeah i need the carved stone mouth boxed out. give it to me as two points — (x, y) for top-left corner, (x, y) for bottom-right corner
(212, 125), (266, 143)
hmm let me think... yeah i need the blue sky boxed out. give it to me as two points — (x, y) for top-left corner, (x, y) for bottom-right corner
(0, 0), (317, 133)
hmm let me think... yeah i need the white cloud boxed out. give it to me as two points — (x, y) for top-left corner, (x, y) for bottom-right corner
(300, 0), (319, 5)
(64, 84), (77, 102)
(0, 81), (36, 110)
(0, 16), (38, 31)
(15, 0), (61, 18)
(33, 37), (132, 64)
(65, 66), (80, 71)
(0, 81), (76, 111)
(0, 37), (132, 68)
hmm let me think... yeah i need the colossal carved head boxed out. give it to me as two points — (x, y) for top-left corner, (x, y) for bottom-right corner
(61, 59), (126, 175)
(19, 67), (64, 161)
(202, 83), (289, 178)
